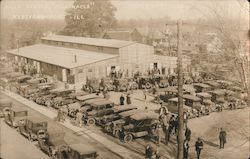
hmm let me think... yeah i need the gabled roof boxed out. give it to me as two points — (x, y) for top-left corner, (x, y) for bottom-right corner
(7, 44), (118, 69)
(103, 30), (131, 41)
(41, 35), (136, 48)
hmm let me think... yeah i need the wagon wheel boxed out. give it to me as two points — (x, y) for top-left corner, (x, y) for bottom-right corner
(124, 134), (133, 143)
(145, 82), (152, 89)
(87, 118), (96, 126)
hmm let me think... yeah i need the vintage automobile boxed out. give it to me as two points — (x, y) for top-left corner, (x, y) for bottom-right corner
(16, 75), (32, 84)
(0, 99), (12, 118)
(18, 116), (48, 141)
(67, 102), (83, 118)
(196, 92), (216, 112)
(165, 98), (192, 115)
(44, 88), (75, 107)
(84, 99), (115, 126)
(154, 75), (169, 88)
(67, 143), (98, 159)
(27, 77), (47, 84)
(216, 80), (233, 89)
(104, 109), (141, 137)
(82, 78), (100, 93)
(122, 111), (159, 143)
(76, 94), (102, 102)
(209, 89), (226, 104)
(4, 107), (28, 127)
(38, 130), (68, 158)
(136, 75), (155, 89)
(183, 85), (196, 95)
(33, 85), (54, 104)
(155, 87), (178, 103)
(183, 94), (206, 116)
(193, 83), (211, 93)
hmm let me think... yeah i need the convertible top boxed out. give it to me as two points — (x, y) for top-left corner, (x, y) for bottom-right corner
(196, 92), (212, 98)
(76, 94), (100, 101)
(183, 94), (201, 101)
(130, 111), (159, 121)
(193, 83), (211, 88)
(92, 100), (113, 107)
(204, 81), (220, 87)
(112, 105), (137, 113)
(68, 143), (96, 155)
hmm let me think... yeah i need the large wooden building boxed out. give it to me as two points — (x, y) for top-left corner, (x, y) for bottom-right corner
(6, 35), (191, 84)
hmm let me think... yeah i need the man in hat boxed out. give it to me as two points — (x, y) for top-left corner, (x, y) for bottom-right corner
(195, 137), (203, 159)
(219, 128), (227, 149)
(126, 93), (131, 105)
(185, 127), (191, 141)
(120, 94), (125, 105)
(75, 109), (83, 128)
(145, 144), (153, 159)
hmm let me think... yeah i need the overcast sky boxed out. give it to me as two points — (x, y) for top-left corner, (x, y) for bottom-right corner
(1, 0), (249, 21)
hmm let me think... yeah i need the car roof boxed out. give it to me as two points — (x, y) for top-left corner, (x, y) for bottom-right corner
(112, 105), (138, 113)
(119, 109), (141, 118)
(50, 88), (74, 93)
(168, 97), (186, 102)
(130, 111), (159, 120)
(11, 107), (28, 112)
(26, 116), (47, 123)
(76, 94), (99, 101)
(92, 100), (113, 106)
(67, 102), (82, 109)
(193, 83), (211, 88)
(156, 86), (178, 93)
(204, 81), (220, 87)
(183, 94), (201, 101)
(84, 97), (105, 104)
(210, 89), (227, 95)
(68, 143), (96, 155)
(196, 92), (212, 98)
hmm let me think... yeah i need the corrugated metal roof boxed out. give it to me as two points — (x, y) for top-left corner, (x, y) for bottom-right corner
(7, 44), (118, 69)
(41, 35), (136, 48)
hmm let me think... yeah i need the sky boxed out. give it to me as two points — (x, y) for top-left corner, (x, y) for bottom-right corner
(1, 0), (249, 21)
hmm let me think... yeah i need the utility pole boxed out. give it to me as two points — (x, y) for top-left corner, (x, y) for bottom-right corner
(177, 19), (184, 159)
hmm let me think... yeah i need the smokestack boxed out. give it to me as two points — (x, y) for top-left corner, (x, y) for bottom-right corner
(74, 54), (77, 63)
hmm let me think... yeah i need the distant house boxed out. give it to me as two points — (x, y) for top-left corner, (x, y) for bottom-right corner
(102, 29), (143, 43)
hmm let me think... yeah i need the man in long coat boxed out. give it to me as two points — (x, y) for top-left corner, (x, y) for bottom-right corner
(219, 128), (227, 149)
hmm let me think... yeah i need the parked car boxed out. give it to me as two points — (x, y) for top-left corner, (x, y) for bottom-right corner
(4, 107), (28, 127)
(38, 130), (68, 158)
(196, 92), (216, 112)
(154, 87), (178, 103)
(104, 109), (141, 137)
(209, 89), (226, 104)
(67, 143), (98, 159)
(122, 111), (159, 143)
(183, 94), (206, 116)
(193, 83), (211, 93)
(204, 80), (220, 90)
(0, 99), (12, 118)
(18, 116), (47, 141)
(16, 75), (32, 84)
(84, 100), (115, 126)
(165, 98), (192, 116)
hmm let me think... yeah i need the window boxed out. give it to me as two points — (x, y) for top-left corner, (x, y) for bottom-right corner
(78, 69), (83, 73)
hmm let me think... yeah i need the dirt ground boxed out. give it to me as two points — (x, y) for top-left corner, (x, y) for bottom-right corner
(188, 107), (250, 159)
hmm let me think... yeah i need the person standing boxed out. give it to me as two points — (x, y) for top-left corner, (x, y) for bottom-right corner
(219, 128), (227, 149)
(126, 93), (131, 105)
(75, 110), (83, 128)
(155, 124), (163, 145)
(155, 147), (161, 159)
(195, 138), (203, 159)
(185, 127), (191, 141)
(145, 144), (153, 159)
(183, 140), (189, 159)
(120, 94), (125, 105)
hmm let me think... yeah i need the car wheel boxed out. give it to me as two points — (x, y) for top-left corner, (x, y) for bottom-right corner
(87, 118), (96, 126)
(145, 82), (152, 89)
(124, 134), (133, 143)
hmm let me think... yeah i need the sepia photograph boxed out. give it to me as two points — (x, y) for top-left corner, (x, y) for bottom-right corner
(0, 0), (249, 159)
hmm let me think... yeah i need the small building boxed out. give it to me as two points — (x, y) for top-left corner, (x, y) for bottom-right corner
(102, 29), (143, 43)
(7, 35), (191, 85)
